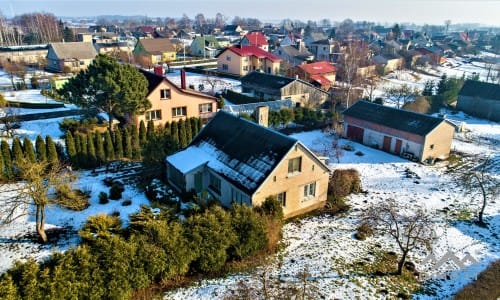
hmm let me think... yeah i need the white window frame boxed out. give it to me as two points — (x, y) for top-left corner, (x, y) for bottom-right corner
(146, 109), (162, 121)
(303, 181), (316, 200)
(160, 89), (171, 99)
(172, 106), (187, 117)
(199, 103), (213, 113)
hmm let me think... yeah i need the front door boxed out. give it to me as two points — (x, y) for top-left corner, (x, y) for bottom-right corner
(395, 139), (402, 154)
(383, 136), (391, 152)
(194, 172), (202, 193)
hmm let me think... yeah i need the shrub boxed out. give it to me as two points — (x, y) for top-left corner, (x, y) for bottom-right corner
(98, 192), (109, 204)
(79, 214), (122, 243)
(329, 168), (362, 200)
(109, 182), (125, 200)
(229, 205), (268, 260)
(55, 184), (90, 211)
(354, 222), (373, 240)
(259, 196), (284, 221)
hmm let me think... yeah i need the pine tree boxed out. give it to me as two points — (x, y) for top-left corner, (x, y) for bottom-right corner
(0, 147), (6, 182)
(197, 118), (203, 134)
(0, 273), (19, 300)
(104, 130), (115, 161)
(164, 121), (171, 136)
(35, 135), (47, 162)
(171, 121), (179, 145)
(65, 131), (77, 166)
(178, 119), (187, 148)
(139, 121), (147, 146)
(79, 133), (88, 168)
(87, 133), (97, 168)
(94, 131), (106, 166)
(114, 128), (123, 159)
(146, 120), (154, 139)
(186, 117), (193, 142)
(11, 136), (24, 163)
(130, 126), (141, 160)
(190, 117), (199, 137)
(1, 140), (13, 179)
(74, 132), (83, 169)
(23, 137), (37, 163)
(123, 128), (132, 159)
(45, 135), (59, 166)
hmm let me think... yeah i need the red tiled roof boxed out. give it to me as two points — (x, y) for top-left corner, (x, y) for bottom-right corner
(243, 32), (268, 46)
(225, 45), (281, 62)
(310, 74), (332, 86)
(298, 61), (336, 75)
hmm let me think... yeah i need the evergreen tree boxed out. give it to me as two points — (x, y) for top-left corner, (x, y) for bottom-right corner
(0, 272), (19, 299)
(104, 130), (115, 161)
(1, 140), (13, 180)
(74, 132), (83, 169)
(146, 120), (154, 139)
(422, 80), (435, 96)
(197, 118), (203, 135)
(186, 117), (192, 142)
(79, 133), (88, 169)
(130, 126), (141, 160)
(123, 128), (132, 159)
(23, 137), (37, 164)
(65, 131), (77, 166)
(139, 120), (147, 146)
(46, 136), (59, 166)
(35, 135), (46, 162)
(87, 133), (97, 168)
(95, 131), (106, 166)
(0, 147), (6, 182)
(190, 117), (199, 137)
(178, 119), (187, 148)
(164, 121), (171, 136)
(170, 121), (179, 145)
(11, 136), (24, 163)
(114, 128), (124, 159)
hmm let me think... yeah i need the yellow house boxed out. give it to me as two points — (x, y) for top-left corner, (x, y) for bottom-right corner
(133, 38), (177, 66)
(166, 111), (331, 218)
(137, 69), (217, 128)
(216, 45), (281, 77)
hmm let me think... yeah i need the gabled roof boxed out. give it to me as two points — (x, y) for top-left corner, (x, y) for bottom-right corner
(242, 32), (268, 46)
(48, 42), (96, 60)
(342, 101), (447, 136)
(138, 69), (217, 100)
(459, 80), (500, 101)
(219, 45), (281, 62)
(241, 71), (295, 89)
(275, 45), (312, 58)
(298, 61), (336, 75)
(137, 38), (176, 54)
(169, 111), (298, 194)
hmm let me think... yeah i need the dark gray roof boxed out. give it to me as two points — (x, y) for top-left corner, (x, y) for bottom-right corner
(459, 80), (500, 101)
(342, 101), (446, 136)
(241, 71), (295, 90)
(189, 111), (297, 194)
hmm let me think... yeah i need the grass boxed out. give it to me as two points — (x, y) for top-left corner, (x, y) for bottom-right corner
(454, 260), (500, 300)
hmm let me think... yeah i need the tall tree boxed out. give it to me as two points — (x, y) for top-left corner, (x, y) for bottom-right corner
(114, 128), (123, 159)
(178, 119), (187, 148)
(170, 121), (179, 145)
(45, 135), (59, 166)
(58, 54), (150, 131)
(35, 135), (46, 162)
(86, 133), (97, 168)
(138, 120), (147, 146)
(104, 130), (115, 161)
(23, 137), (37, 164)
(11, 136), (24, 163)
(94, 131), (106, 166)
(65, 131), (77, 166)
(1, 140), (13, 180)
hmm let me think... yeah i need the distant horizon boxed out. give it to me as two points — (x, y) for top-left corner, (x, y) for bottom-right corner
(2, 0), (500, 27)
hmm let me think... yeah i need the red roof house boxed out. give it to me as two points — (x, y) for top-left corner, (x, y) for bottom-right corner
(289, 61), (336, 90)
(216, 45), (281, 76)
(241, 32), (269, 51)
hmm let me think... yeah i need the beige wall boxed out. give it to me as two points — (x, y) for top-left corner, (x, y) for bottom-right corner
(252, 143), (330, 218)
(421, 122), (455, 162)
(62, 58), (94, 73)
(137, 80), (217, 127)
(217, 49), (280, 76)
(0, 49), (48, 65)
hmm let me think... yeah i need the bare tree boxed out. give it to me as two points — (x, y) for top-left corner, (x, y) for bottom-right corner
(363, 76), (379, 101)
(362, 199), (435, 275)
(0, 158), (84, 243)
(338, 41), (369, 108)
(202, 75), (229, 96)
(384, 84), (419, 109)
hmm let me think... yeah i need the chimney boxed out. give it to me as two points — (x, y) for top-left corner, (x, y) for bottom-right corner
(255, 105), (269, 127)
(180, 68), (186, 89)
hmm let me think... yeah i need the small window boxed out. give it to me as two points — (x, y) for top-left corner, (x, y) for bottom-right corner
(160, 89), (171, 99)
(145, 110), (162, 121)
(277, 192), (286, 207)
(288, 157), (302, 174)
(199, 103), (213, 113)
(209, 173), (221, 194)
(222, 64), (228, 70)
(273, 176), (276, 182)
(243, 66), (249, 71)
(430, 144), (434, 149)
(172, 106), (187, 117)
(303, 182), (316, 200)
(226, 56), (231, 61)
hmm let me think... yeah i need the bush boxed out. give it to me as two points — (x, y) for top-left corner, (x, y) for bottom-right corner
(259, 196), (284, 221)
(79, 214), (122, 243)
(55, 184), (90, 211)
(109, 182), (125, 200)
(229, 205), (268, 260)
(329, 168), (362, 200)
(354, 222), (373, 240)
(98, 192), (109, 204)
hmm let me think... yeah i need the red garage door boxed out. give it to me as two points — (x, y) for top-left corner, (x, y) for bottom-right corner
(347, 125), (364, 143)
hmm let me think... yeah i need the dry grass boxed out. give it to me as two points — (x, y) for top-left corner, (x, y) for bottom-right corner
(454, 260), (500, 300)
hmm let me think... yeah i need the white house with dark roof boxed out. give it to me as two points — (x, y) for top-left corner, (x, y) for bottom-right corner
(166, 111), (331, 218)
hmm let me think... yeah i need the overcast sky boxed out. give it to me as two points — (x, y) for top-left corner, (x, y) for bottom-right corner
(2, 0), (500, 26)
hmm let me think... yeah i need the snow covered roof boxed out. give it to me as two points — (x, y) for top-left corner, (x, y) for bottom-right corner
(169, 111), (298, 194)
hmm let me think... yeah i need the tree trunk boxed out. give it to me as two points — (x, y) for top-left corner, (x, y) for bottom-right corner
(397, 250), (408, 275)
(35, 205), (48, 243)
(478, 181), (487, 225)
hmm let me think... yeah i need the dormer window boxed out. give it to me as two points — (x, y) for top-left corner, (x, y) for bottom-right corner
(160, 89), (171, 99)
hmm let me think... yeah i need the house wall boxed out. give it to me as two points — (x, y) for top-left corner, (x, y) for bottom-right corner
(252, 143), (330, 219)
(421, 122), (455, 162)
(0, 49), (48, 65)
(217, 50), (244, 75)
(136, 80), (217, 128)
(457, 95), (500, 122)
(281, 81), (328, 107)
(384, 58), (403, 73)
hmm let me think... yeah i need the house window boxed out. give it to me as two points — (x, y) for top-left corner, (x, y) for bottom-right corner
(243, 66), (249, 71)
(222, 64), (228, 70)
(430, 144), (434, 149)
(303, 182), (316, 199)
(160, 89), (171, 99)
(199, 103), (213, 113)
(145, 110), (162, 121)
(226, 56), (231, 61)
(209, 173), (221, 194)
(288, 157), (302, 174)
(277, 192), (286, 207)
(172, 106), (187, 117)
(231, 188), (245, 204)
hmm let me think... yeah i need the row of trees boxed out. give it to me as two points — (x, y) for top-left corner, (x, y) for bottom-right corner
(0, 200), (283, 299)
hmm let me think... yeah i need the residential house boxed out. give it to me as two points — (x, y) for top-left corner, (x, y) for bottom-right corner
(166, 110), (331, 218)
(0, 44), (48, 66)
(216, 45), (281, 76)
(136, 69), (217, 128)
(223, 25), (243, 36)
(303, 31), (327, 48)
(280, 33), (303, 47)
(416, 47), (444, 65)
(241, 32), (269, 51)
(190, 35), (221, 58)
(289, 61), (336, 90)
(241, 71), (329, 107)
(46, 42), (97, 73)
(457, 80), (500, 122)
(308, 39), (337, 62)
(371, 54), (403, 74)
(272, 45), (314, 68)
(342, 101), (455, 163)
(133, 38), (177, 66)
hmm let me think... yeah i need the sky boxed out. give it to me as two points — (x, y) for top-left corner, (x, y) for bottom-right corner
(1, 0), (500, 26)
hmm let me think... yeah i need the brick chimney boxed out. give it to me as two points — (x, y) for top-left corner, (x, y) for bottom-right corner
(180, 68), (186, 89)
